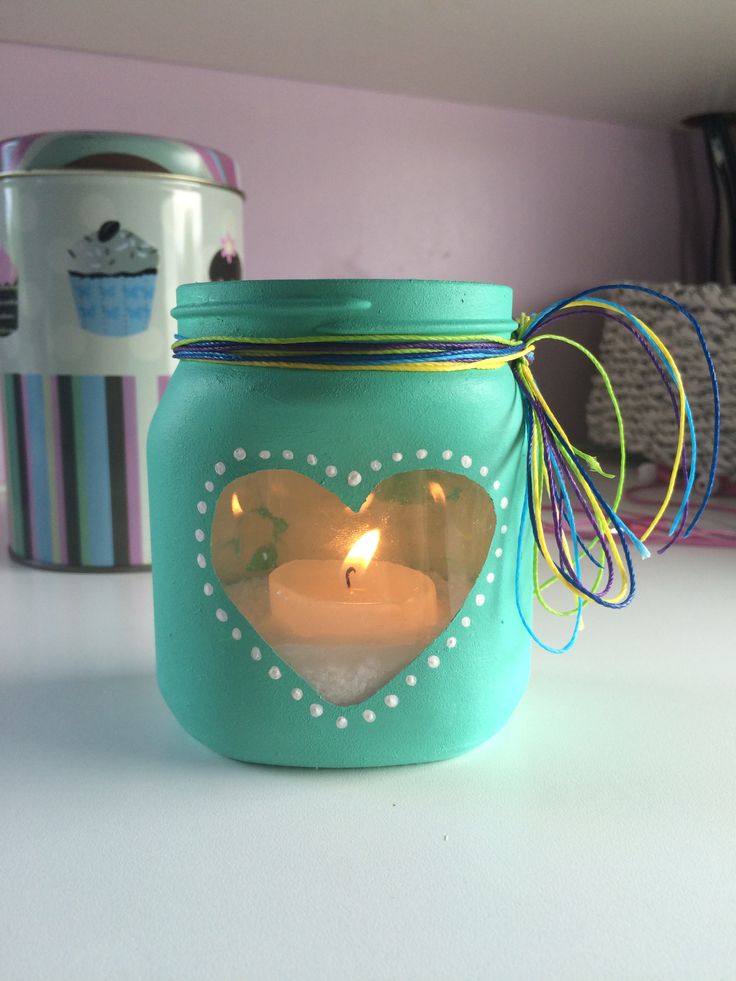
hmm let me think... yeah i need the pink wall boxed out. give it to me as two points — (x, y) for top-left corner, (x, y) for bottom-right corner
(0, 41), (682, 305)
(0, 39), (685, 479)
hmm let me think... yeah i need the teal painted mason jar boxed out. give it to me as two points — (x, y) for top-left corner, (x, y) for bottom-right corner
(149, 280), (532, 767)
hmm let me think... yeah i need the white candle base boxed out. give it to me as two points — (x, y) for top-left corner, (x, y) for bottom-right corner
(277, 642), (429, 704)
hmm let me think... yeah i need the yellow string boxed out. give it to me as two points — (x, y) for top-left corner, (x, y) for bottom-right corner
(561, 300), (687, 542)
(175, 356), (531, 372)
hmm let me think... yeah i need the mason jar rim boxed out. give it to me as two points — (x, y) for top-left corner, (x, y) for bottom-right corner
(172, 279), (515, 339)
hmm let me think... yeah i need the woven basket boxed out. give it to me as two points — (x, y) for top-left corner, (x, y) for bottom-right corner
(586, 283), (735, 482)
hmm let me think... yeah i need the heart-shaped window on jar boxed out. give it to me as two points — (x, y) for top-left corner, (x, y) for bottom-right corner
(211, 470), (495, 705)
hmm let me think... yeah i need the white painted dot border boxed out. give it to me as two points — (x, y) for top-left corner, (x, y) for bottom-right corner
(194, 445), (509, 729)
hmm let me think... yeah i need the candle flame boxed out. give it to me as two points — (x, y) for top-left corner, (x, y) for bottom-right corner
(428, 481), (446, 505)
(231, 493), (244, 516)
(344, 529), (380, 571)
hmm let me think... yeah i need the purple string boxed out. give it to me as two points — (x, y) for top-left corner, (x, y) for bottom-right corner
(532, 395), (618, 598)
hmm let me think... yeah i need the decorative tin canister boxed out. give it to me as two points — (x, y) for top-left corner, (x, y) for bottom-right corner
(150, 280), (532, 766)
(0, 131), (244, 569)
(149, 279), (718, 768)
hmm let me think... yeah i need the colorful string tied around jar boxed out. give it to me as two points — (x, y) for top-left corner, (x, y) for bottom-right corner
(512, 283), (719, 652)
(172, 282), (720, 652)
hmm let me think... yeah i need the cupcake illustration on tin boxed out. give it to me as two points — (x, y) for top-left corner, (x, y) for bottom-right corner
(0, 245), (19, 337)
(68, 220), (159, 336)
(209, 232), (242, 281)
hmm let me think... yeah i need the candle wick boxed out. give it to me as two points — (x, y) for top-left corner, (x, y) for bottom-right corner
(345, 566), (357, 590)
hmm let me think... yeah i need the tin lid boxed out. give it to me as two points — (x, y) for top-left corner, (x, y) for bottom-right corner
(0, 131), (242, 192)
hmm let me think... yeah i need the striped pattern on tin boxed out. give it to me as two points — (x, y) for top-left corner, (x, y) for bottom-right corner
(1, 373), (168, 568)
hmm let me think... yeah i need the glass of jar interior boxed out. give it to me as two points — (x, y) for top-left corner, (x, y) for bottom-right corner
(211, 468), (495, 705)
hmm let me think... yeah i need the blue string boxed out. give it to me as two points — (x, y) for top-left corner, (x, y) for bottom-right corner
(173, 337), (531, 368)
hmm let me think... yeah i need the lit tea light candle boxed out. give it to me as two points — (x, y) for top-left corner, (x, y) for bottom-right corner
(342, 528), (381, 590)
(268, 529), (438, 643)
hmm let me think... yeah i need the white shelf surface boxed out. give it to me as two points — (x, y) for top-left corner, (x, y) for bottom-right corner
(1, 489), (734, 980)
(2, 0), (735, 127)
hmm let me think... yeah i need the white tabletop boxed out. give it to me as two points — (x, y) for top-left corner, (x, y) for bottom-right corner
(1, 488), (734, 981)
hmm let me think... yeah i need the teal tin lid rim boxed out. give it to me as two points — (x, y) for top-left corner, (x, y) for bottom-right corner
(172, 279), (515, 339)
(0, 130), (242, 194)
(0, 168), (244, 199)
